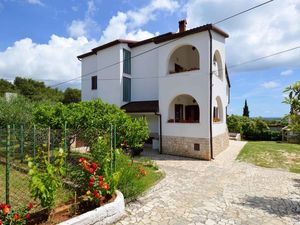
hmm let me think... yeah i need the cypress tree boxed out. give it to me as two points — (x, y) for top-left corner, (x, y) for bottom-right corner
(243, 100), (250, 117)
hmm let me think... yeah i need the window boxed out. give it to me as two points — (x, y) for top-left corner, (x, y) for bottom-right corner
(175, 104), (183, 122)
(123, 49), (131, 74)
(91, 76), (97, 90)
(213, 107), (219, 121)
(185, 105), (200, 122)
(123, 77), (131, 102)
(194, 143), (200, 151)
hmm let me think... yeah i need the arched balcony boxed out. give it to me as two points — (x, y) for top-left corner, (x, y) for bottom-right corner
(168, 94), (200, 123)
(213, 96), (223, 123)
(168, 45), (200, 74)
(212, 50), (223, 79)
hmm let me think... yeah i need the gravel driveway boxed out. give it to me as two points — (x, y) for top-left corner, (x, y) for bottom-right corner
(116, 141), (300, 225)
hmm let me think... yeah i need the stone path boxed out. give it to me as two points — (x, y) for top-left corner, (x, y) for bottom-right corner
(116, 141), (300, 225)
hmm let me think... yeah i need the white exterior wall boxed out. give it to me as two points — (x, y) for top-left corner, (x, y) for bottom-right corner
(158, 32), (211, 138)
(131, 43), (159, 101)
(81, 55), (97, 101)
(211, 31), (229, 137)
(80, 29), (229, 141)
(81, 45), (123, 106)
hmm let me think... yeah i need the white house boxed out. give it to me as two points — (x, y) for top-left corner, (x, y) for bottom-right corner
(78, 20), (230, 160)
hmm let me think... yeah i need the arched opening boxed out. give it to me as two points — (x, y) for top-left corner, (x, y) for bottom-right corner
(213, 96), (223, 123)
(213, 50), (223, 79)
(168, 45), (200, 74)
(168, 94), (200, 123)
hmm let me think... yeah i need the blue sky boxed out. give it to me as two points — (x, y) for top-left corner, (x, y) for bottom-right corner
(0, 0), (299, 117)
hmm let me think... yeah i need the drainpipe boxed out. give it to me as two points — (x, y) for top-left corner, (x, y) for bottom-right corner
(208, 29), (214, 160)
(155, 112), (162, 154)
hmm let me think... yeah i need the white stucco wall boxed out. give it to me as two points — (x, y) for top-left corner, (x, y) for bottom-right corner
(130, 43), (159, 102)
(158, 32), (211, 138)
(81, 45), (123, 106)
(211, 31), (229, 137)
(80, 29), (229, 140)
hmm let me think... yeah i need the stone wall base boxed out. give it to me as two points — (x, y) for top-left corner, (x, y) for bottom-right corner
(212, 131), (229, 157)
(162, 136), (211, 160)
(162, 132), (229, 160)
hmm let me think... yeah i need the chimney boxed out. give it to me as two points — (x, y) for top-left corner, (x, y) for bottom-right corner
(178, 19), (187, 33)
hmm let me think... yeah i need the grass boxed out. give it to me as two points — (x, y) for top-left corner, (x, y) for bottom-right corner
(237, 141), (300, 173)
(0, 164), (73, 210)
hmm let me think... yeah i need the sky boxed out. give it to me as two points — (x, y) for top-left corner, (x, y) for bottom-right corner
(0, 0), (299, 117)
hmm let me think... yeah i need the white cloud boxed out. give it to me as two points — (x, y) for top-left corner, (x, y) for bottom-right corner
(67, 0), (99, 38)
(68, 20), (88, 38)
(0, 0), (179, 85)
(0, 36), (98, 83)
(280, 69), (293, 76)
(186, 0), (300, 71)
(127, 0), (179, 28)
(262, 81), (280, 89)
(26, 0), (43, 6)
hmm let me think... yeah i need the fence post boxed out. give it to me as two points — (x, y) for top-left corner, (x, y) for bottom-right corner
(20, 125), (24, 162)
(33, 124), (36, 157)
(113, 125), (116, 172)
(110, 124), (113, 175)
(12, 124), (15, 158)
(64, 121), (67, 166)
(47, 127), (51, 162)
(6, 125), (10, 204)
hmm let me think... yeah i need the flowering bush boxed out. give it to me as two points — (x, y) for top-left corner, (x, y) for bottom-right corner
(78, 158), (119, 205)
(0, 202), (33, 225)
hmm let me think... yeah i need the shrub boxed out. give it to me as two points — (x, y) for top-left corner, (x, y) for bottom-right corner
(227, 115), (282, 141)
(0, 202), (33, 225)
(33, 100), (149, 150)
(27, 148), (65, 209)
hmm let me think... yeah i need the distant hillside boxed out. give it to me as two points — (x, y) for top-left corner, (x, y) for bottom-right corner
(0, 77), (81, 103)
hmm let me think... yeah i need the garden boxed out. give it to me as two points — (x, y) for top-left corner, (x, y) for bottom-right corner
(235, 81), (300, 173)
(0, 97), (163, 225)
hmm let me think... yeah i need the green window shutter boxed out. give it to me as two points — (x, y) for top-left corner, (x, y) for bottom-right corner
(123, 77), (131, 102)
(123, 49), (131, 74)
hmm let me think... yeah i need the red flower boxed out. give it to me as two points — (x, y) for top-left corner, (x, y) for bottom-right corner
(104, 183), (110, 190)
(140, 169), (146, 175)
(28, 202), (33, 210)
(89, 168), (94, 174)
(79, 157), (84, 163)
(26, 213), (31, 220)
(89, 177), (95, 182)
(0, 219), (2, 225)
(3, 205), (10, 214)
(98, 175), (104, 181)
(13, 214), (20, 220)
(100, 196), (105, 202)
(90, 162), (98, 169)
(88, 182), (94, 187)
(84, 165), (89, 171)
(95, 193), (100, 198)
(98, 180), (104, 187)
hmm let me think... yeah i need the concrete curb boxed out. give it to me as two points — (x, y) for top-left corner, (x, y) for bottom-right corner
(58, 190), (125, 225)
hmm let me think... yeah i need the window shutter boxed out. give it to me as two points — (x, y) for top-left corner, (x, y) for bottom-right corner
(123, 77), (131, 102)
(123, 49), (131, 75)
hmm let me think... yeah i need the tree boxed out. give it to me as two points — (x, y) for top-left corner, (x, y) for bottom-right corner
(283, 81), (300, 139)
(33, 99), (149, 150)
(62, 88), (81, 104)
(283, 81), (300, 115)
(14, 77), (63, 102)
(0, 79), (15, 96)
(243, 99), (250, 117)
